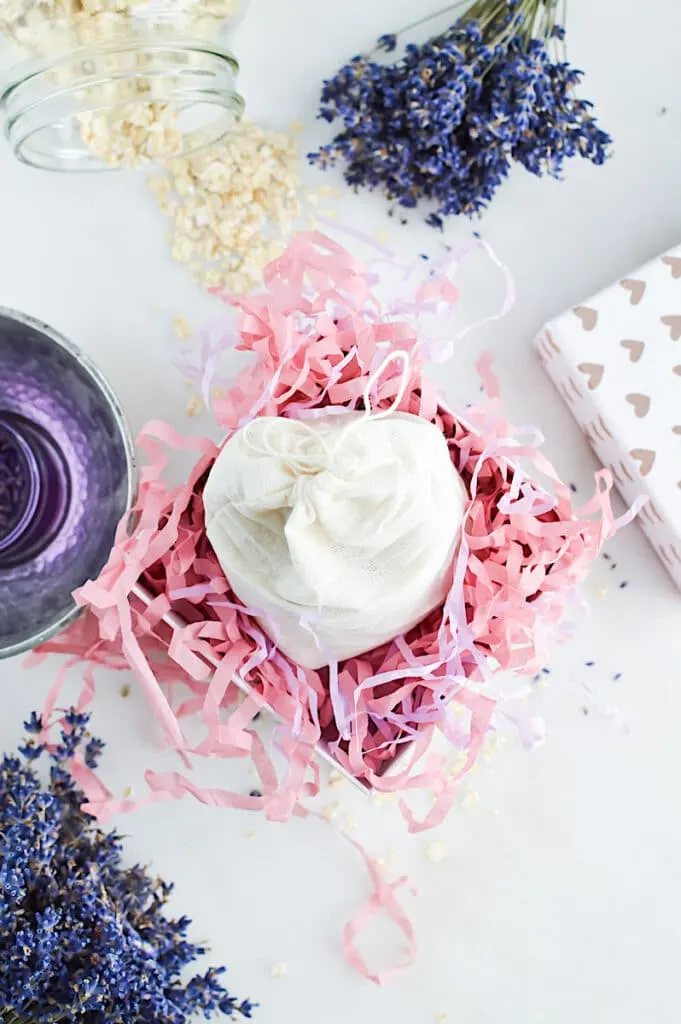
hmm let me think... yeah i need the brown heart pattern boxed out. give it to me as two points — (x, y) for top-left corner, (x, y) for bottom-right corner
(626, 393), (651, 418)
(545, 329), (561, 354)
(620, 339), (645, 363)
(662, 256), (681, 279)
(661, 315), (681, 340)
(630, 448), (656, 476)
(620, 279), (646, 305)
(598, 416), (613, 439)
(574, 306), (598, 331)
(577, 362), (604, 389)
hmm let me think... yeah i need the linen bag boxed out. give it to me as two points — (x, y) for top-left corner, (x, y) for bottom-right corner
(203, 358), (466, 671)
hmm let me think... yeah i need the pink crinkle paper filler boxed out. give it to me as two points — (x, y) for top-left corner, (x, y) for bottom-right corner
(35, 231), (639, 983)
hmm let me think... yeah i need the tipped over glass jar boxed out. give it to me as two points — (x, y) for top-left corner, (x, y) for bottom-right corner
(0, 1), (245, 171)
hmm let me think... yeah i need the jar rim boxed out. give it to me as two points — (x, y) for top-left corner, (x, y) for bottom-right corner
(1, 40), (243, 172)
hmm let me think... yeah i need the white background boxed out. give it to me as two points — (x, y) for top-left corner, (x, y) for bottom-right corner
(1, 1), (681, 1022)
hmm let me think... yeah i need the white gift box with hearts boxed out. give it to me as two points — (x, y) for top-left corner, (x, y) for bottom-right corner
(534, 245), (681, 590)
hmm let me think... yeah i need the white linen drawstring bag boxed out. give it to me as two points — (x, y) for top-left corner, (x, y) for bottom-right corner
(203, 352), (467, 670)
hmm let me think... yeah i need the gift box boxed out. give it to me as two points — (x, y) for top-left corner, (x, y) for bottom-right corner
(534, 245), (681, 590)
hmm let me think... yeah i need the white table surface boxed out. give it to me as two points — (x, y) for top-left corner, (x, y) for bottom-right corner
(2, 2), (681, 1022)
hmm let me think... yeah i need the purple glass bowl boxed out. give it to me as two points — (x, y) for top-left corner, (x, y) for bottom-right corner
(0, 309), (135, 658)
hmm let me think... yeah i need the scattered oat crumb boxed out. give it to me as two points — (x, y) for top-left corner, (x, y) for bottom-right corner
(289, 120), (304, 133)
(481, 734), (502, 762)
(446, 753), (467, 778)
(321, 801), (340, 823)
(120, 683), (131, 698)
(186, 394), (204, 417)
(375, 847), (400, 870)
(344, 813), (359, 832)
(435, 1014), (449, 1023)
(371, 790), (397, 805)
(328, 770), (346, 789)
(149, 120), (301, 294)
(173, 315), (193, 340)
(246, 829), (257, 839)
(270, 962), (288, 979)
(596, 585), (610, 598)
(425, 840), (448, 864)
(123, 785), (134, 800)
(461, 790), (480, 809)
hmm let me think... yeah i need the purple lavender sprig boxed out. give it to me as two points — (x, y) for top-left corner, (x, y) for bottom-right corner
(0, 710), (255, 1024)
(309, 0), (611, 224)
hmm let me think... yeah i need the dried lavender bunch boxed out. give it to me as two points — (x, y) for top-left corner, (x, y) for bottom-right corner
(309, 0), (611, 224)
(0, 710), (254, 1024)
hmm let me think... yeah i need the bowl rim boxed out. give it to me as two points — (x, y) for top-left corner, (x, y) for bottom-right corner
(0, 306), (136, 660)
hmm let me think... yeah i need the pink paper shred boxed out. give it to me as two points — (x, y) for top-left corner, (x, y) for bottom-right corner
(37, 231), (637, 983)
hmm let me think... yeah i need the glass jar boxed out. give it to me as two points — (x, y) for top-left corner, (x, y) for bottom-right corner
(0, 1), (245, 171)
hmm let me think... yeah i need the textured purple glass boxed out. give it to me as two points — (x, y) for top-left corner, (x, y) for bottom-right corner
(0, 419), (40, 555)
(0, 309), (135, 658)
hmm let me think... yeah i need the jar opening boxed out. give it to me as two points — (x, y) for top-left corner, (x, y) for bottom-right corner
(0, 413), (71, 571)
(0, 418), (40, 557)
(1, 42), (243, 171)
